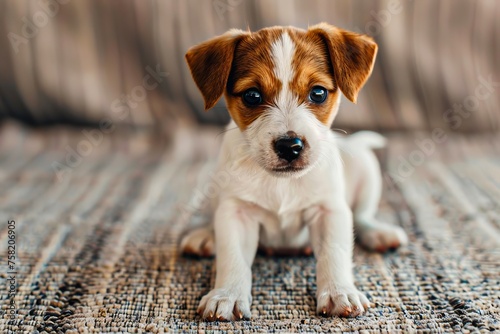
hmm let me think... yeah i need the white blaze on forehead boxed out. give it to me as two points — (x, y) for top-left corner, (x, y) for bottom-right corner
(271, 32), (295, 86)
(270, 31), (299, 116)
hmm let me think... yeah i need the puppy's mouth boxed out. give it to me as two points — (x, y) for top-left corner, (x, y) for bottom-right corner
(270, 166), (305, 173)
(265, 160), (311, 177)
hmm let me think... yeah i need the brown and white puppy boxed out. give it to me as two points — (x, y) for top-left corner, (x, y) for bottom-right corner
(182, 23), (408, 321)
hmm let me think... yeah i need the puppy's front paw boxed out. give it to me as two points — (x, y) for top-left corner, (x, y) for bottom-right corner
(316, 286), (371, 317)
(356, 223), (408, 252)
(197, 288), (252, 321)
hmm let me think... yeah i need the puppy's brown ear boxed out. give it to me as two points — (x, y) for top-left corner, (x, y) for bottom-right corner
(185, 30), (247, 110)
(308, 23), (377, 103)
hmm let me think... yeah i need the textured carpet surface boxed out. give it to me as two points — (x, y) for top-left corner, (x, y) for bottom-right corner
(0, 121), (499, 333)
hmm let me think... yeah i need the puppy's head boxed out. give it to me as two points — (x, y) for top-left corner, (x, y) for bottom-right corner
(186, 23), (377, 177)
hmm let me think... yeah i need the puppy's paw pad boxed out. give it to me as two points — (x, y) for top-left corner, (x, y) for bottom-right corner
(317, 287), (371, 318)
(197, 288), (252, 321)
(180, 227), (215, 257)
(357, 223), (408, 253)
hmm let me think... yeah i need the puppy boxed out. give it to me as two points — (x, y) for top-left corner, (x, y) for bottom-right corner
(182, 23), (408, 321)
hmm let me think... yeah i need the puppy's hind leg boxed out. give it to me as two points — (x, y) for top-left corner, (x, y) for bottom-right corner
(353, 149), (408, 252)
(180, 226), (215, 257)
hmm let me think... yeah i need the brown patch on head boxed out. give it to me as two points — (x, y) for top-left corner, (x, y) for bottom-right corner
(225, 26), (339, 129)
(287, 28), (340, 125)
(225, 28), (284, 130)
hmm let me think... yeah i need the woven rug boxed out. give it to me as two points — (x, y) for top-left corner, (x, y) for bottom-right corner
(0, 121), (499, 333)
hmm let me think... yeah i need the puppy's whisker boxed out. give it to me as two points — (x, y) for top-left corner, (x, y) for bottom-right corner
(331, 128), (349, 135)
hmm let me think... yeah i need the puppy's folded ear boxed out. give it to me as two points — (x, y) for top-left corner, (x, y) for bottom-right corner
(308, 23), (378, 104)
(185, 30), (248, 110)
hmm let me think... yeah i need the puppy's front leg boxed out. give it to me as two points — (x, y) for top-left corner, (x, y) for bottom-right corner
(198, 199), (259, 321)
(307, 202), (371, 317)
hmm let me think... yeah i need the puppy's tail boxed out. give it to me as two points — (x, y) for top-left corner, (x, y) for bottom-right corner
(347, 131), (387, 150)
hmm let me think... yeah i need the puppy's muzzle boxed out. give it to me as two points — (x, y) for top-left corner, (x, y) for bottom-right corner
(274, 135), (304, 163)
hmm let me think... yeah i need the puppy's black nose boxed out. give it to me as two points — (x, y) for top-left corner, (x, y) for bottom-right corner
(274, 137), (304, 162)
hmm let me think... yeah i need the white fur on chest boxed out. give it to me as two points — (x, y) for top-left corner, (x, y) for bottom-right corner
(227, 175), (316, 248)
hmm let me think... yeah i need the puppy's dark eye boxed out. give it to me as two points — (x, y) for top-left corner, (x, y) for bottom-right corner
(243, 89), (262, 106)
(309, 86), (328, 104)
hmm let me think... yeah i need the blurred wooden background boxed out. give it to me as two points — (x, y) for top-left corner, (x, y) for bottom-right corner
(0, 0), (499, 132)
